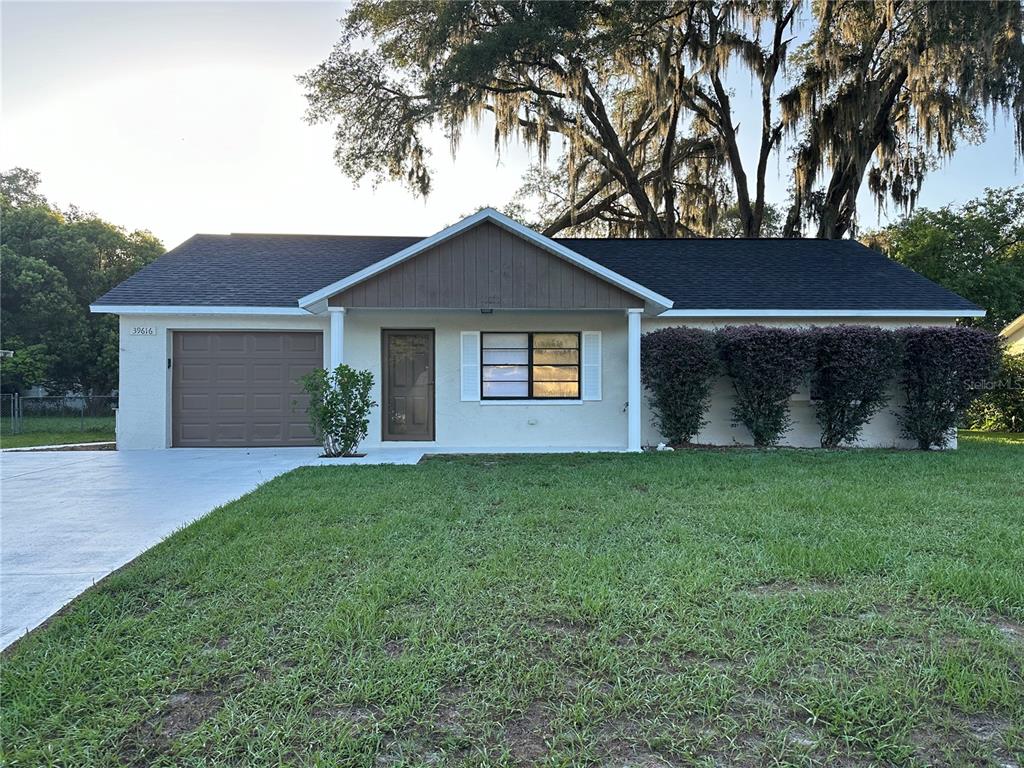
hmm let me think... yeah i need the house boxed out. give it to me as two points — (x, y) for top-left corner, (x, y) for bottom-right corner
(91, 208), (983, 451)
(1000, 313), (1024, 355)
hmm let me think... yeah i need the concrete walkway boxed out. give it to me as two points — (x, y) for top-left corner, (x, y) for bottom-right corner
(0, 447), (423, 649)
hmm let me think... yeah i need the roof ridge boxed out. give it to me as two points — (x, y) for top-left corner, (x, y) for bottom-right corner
(224, 232), (425, 239)
(188, 233), (863, 243)
(555, 236), (846, 242)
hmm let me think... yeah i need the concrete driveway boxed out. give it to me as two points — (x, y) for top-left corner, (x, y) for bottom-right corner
(0, 447), (423, 649)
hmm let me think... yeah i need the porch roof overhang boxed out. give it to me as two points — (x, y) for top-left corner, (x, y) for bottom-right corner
(296, 208), (674, 314)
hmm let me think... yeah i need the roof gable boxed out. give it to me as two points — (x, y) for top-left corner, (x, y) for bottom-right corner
(299, 208), (672, 310)
(328, 220), (643, 310)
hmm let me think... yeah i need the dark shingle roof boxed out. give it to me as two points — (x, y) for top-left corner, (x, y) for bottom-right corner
(94, 234), (422, 307)
(94, 231), (980, 313)
(562, 237), (980, 312)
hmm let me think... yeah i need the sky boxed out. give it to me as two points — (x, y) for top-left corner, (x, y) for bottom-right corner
(2, 0), (1021, 250)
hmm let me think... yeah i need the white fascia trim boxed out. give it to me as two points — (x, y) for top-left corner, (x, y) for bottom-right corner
(90, 304), (312, 316)
(657, 308), (987, 318)
(297, 207), (673, 310)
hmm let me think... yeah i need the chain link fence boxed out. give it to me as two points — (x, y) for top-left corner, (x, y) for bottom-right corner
(0, 395), (117, 438)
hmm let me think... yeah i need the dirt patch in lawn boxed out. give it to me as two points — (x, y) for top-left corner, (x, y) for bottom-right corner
(907, 714), (1014, 768)
(503, 700), (553, 765)
(598, 718), (672, 767)
(382, 638), (406, 658)
(533, 616), (593, 639)
(991, 618), (1024, 645)
(205, 635), (232, 651)
(856, 604), (892, 621)
(601, 741), (671, 767)
(431, 685), (471, 737)
(153, 690), (222, 740)
(963, 712), (1013, 744)
(742, 580), (836, 597)
(121, 682), (235, 764)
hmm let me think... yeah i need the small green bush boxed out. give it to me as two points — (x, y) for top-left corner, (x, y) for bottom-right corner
(965, 352), (1024, 432)
(716, 326), (812, 447)
(810, 326), (900, 448)
(640, 327), (719, 444)
(299, 364), (376, 457)
(896, 327), (1002, 449)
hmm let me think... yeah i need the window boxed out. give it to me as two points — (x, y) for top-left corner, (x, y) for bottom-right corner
(481, 332), (580, 399)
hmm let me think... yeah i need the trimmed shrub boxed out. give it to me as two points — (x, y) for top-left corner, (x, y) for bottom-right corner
(810, 326), (900, 448)
(716, 325), (812, 447)
(641, 327), (719, 444)
(896, 327), (1002, 449)
(299, 364), (376, 457)
(964, 352), (1024, 432)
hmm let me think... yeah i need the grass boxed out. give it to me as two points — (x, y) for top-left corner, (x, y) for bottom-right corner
(0, 415), (115, 449)
(959, 429), (1024, 446)
(2, 435), (1022, 767)
(0, 430), (115, 449)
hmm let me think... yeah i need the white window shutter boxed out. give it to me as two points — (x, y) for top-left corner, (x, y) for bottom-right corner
(582, 331), (602, 401)
(460, 331), (481, 401)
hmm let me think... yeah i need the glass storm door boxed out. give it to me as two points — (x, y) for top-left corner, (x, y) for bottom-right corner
(382, 330), (434, 441)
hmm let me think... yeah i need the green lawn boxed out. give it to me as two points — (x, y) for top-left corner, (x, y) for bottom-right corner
(960, 429), (1024, 446)
(0, 415), (115, 449)
(3, 436), (1022, 767)
(0, 430), (115, 449)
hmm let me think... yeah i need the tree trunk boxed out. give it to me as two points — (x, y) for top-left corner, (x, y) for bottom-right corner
(659, 102), (682, 238)
(782, 200), (803, 238)
(579, 73), (667, 237)
(323, 432), (342, 457)
(815, 66), (910, 238)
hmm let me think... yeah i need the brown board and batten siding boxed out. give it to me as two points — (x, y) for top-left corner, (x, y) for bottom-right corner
(329, 222), (643, 310)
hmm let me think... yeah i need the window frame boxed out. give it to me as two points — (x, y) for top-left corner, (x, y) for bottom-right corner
(480, 331), (582, 401)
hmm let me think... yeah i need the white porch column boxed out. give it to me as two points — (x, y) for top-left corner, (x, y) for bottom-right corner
(627, 308), (643, 452)
(328, 306), (345, 370)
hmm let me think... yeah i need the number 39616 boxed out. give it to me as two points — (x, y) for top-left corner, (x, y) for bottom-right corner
(130, 327), (156, 336)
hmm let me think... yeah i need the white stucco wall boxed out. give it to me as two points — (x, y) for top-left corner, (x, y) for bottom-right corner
(116, 313), (329, 449)
(115, 310), (958, 451)
(344, 310), (629, 451)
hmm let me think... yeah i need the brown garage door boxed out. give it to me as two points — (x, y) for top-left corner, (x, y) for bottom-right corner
(172, 331), (323, 447)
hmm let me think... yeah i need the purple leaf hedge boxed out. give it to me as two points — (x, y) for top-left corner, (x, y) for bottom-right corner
(641, 327), (719, 444)
(896, 326), (1003, 449)
(639, 324), (1001, 450)
(716, 325), (812, 447)
(810, 326), (901, 448)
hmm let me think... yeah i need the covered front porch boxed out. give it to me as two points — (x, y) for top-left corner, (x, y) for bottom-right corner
(300, 209), (669, 452)
(320, 308), (644, 452)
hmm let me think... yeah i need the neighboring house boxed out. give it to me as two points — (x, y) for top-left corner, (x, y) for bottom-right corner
(1000, 313), (1024, 355)
(91, 208), (983, 451)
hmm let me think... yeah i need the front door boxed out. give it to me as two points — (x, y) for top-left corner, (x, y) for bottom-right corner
(382, 330), (435, 441)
